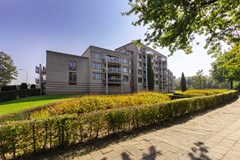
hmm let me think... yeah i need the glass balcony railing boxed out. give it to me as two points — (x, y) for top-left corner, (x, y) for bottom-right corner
(105, 68), (121, 73)
(103, 79), (122, 83)
(106, 57), (120, 63)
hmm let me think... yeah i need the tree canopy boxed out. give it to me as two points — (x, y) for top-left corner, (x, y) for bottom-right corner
(210, 43), (240, 89)
(0, 52), (18, 86)
(124, 0), (240, 55)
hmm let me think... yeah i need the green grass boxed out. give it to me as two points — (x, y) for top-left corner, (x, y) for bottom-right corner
(0, 95), (69, 116)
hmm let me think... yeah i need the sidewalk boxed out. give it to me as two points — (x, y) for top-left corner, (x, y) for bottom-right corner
(42, 98), (240, 160)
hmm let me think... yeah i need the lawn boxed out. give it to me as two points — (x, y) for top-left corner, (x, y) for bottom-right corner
(0, 95), (69, 116)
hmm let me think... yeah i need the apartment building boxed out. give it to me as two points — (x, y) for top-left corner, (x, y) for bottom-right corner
(45, 42), (175, 95)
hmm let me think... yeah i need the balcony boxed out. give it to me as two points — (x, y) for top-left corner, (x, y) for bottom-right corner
(104, 68), (121, 74)
(103, 79), (122, 84)
(105, 57), (121, 65)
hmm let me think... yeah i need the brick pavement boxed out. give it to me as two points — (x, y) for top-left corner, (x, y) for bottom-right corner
(43, 97), (240, 160)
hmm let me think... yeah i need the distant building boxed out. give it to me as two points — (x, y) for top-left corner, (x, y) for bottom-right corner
(45, 42), (175, 95)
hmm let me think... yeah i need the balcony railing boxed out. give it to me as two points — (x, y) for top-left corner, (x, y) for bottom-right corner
(103, 79), (122, 83)
(106, 57), (121, 63)
(104, 68), (121, 73)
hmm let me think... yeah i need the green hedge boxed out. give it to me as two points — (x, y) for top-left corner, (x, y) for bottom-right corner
(0, 91), (238, 159)
(0, 89), (40, 102)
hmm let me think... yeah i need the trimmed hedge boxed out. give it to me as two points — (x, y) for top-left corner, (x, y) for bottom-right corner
(1, 85), (17, 91)
(0, 89), (40, 102)
(0, 90), (238, 159)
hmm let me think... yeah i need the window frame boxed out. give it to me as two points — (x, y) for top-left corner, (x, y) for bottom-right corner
(69, 61), (77, 71)
(92, 72), (102, 80)
(93, 52), (102, 59)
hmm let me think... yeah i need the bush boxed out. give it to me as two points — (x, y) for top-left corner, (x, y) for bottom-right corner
(0, 89), (40, 102)
(0, 90), (237, 159)
(1, 85), (17, 91)
(20, 83), (28, 90)
(30, 92), (170, 119)
(174, 89), (229, 97)
(30, 84), (36, 89)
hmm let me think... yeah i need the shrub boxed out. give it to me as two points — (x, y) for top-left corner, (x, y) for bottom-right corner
(174, 89), (228, 97)
(1, 85), (17, 91)
(30, 92), (170, 119)
(30, 84), (36, 89)
(19, 83), (28, 90)
(0, 89), (40, 102)
(0, 90), (237, 159)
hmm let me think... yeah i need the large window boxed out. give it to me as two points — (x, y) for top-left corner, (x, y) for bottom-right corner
(92, 62), (102, 69)
(69, 72), (77, 84)
(123, 76), (129, 82)
(138, 69), (142, 75)
(138, 77), (142, 83)
(69, 61), (77, 71)
(92, 72), (102, 80)
(123, 67), (129, 73)
(122, 58), (129, 64)
(93, 52), (102, 59)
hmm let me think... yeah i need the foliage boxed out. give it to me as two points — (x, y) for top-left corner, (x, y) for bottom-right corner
(147, 54), (154, 90)
(123, 0), (240, 55)
(0, 52), (18, 86)
(0, 89), (40, 103)
(181, 72), (187, 92)
(20, 83), (28, 90)
(174, 89), (229, 97)
(30, 84), (36, 89)
(0, 90), (237, 159)
(30, 92), (170, 119)
(1, 85), (17, 91)
(211, 43), (240, 89)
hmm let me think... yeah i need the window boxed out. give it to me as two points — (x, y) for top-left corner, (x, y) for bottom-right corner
(69, 61), (77, 71)
(69, 72), (77, 84)
(138, 61), (142, 67)
(123, 67), (129, 73)
(138, 69), (142, 75)
(93, 52), (102, 59)
(156, 80), (159, 85)
(123, 58), (129, 64)
(123, 76), (129, 82)
(155, 74), (158, 78)
(92, 73), (102, 80)
(138, 77), (142, 83)
(92, 62), (102, 69)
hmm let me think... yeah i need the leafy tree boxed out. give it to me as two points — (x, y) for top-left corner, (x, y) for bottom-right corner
(124, 0), (240, 55)
(181, 72), (187, 92)
(211, 43), (240, 89)
(191, 70), (207, 89)
(30, 84), (36, 89)
(147, 54), (154, 90)
(0, 52), (18, 86)
(20, 83), (28, 90)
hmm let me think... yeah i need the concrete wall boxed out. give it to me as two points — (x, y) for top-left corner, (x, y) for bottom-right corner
(46, 50), (89, 95)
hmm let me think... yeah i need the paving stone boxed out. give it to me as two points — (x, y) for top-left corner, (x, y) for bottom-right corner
(101, 147), (113, 154)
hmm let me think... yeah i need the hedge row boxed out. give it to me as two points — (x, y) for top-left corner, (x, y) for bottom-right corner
(0, 91), (238, 159)
(0, 89), (40, 102)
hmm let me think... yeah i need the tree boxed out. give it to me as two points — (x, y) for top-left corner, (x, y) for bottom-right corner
(147, 54), (154, 90)
(0, 52), (18, 86)
(181, 72), (187, 92)
(191, 70), (207, 89)
(124, 0), (240, 55)
(20, 83), (28, 90)
(211, 43), (240, 89)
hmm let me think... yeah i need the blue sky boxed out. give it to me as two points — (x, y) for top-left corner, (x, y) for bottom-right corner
(0, 0), (216, 84)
